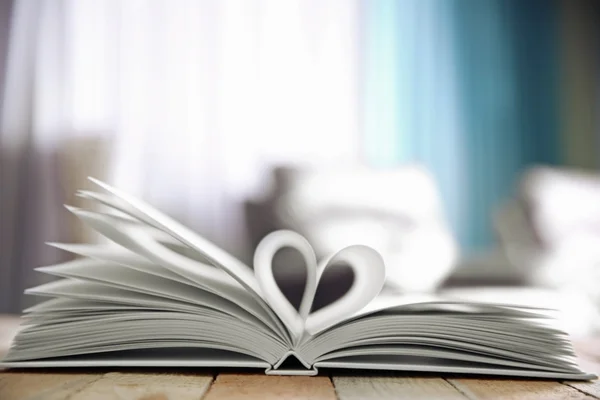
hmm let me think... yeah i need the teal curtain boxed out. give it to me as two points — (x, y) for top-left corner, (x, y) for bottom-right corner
(364, 0), (466, 247)
(364, 0), (560, 250)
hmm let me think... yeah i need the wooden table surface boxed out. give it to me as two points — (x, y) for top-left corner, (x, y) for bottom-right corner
(1, 317), (600, 399)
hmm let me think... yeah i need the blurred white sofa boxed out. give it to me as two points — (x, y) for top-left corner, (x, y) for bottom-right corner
(496, 167), (600, 287)
(246, 164), (458, 293)
(494, 166), (600, 335)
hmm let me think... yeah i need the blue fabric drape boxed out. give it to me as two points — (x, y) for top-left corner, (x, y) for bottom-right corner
(364, 0), (466, 247)
(364, 0), (560, 250)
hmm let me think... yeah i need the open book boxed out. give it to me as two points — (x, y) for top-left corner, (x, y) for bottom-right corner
(1, 178), (595, 380)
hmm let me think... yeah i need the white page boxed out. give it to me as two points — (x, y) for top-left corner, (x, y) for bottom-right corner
(314, 358), (596, 380)
(1, 346), (270, 369)
(307, 289), (557, 339)
(35, 259), (279, 336)
(27, 280), (211, 314)
(43, 240), (285, 338)
(23, 280), (284, 342)
(24, 298), (168, 314)
(47, 242), (200, 286)
(63, 209), (241, 290)
(1, 356), (269, 370)
(76, 185), (291, 342)
(81, 182), (262, 295)
(304, 311), (571, 354)
(308, 333), (573, 369)
(314, 346), (572, 372)
(25, 278), (275, 340)
(10, 312), (285, 362)
(296, 299), (582, 376)
(7, 342), (274, 365)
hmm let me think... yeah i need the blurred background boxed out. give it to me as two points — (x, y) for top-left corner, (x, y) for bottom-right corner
(1, 0), (600, 341)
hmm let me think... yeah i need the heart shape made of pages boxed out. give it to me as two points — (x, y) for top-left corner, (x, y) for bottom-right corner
(254, 230), (386, 345)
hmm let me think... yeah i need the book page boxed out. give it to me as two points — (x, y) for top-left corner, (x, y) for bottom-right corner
(9, 278), (289, 365)
(35, 258), (278, 333)
(81, 181), (262, 294)
(295, 297), (589, 378)
(76, 183), (291, 342)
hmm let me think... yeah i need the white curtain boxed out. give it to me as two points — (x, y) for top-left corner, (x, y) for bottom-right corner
(0, 0), (361, 312)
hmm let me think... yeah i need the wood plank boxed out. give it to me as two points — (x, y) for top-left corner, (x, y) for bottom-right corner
(70, 371), (214, 400)
(448, 378), (595, 400)
(0, 371), (101, 400)
(565, 380), (600, 400)
(203, 373), (337, 400)
(333, 376), (467, 400)
(563, 355), (600, 399)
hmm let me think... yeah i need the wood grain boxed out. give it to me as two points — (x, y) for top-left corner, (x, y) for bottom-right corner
(448, 379), (595, 400)
(565, 380), (600, 400)
(70, 372), (214, 400)
(563, 356), (600, 399)
(0, 371), (101, 400)
(333, 376), (467, 400)
(203, 373), (337, 400)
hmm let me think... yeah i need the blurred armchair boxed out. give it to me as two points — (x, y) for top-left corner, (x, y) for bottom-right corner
(245, 164), (458, 293)
(494, 166), (600, 335)
(496, 167), (600, 288)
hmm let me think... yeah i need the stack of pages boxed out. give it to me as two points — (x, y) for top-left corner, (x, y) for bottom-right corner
(1, 179), (595, 379)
